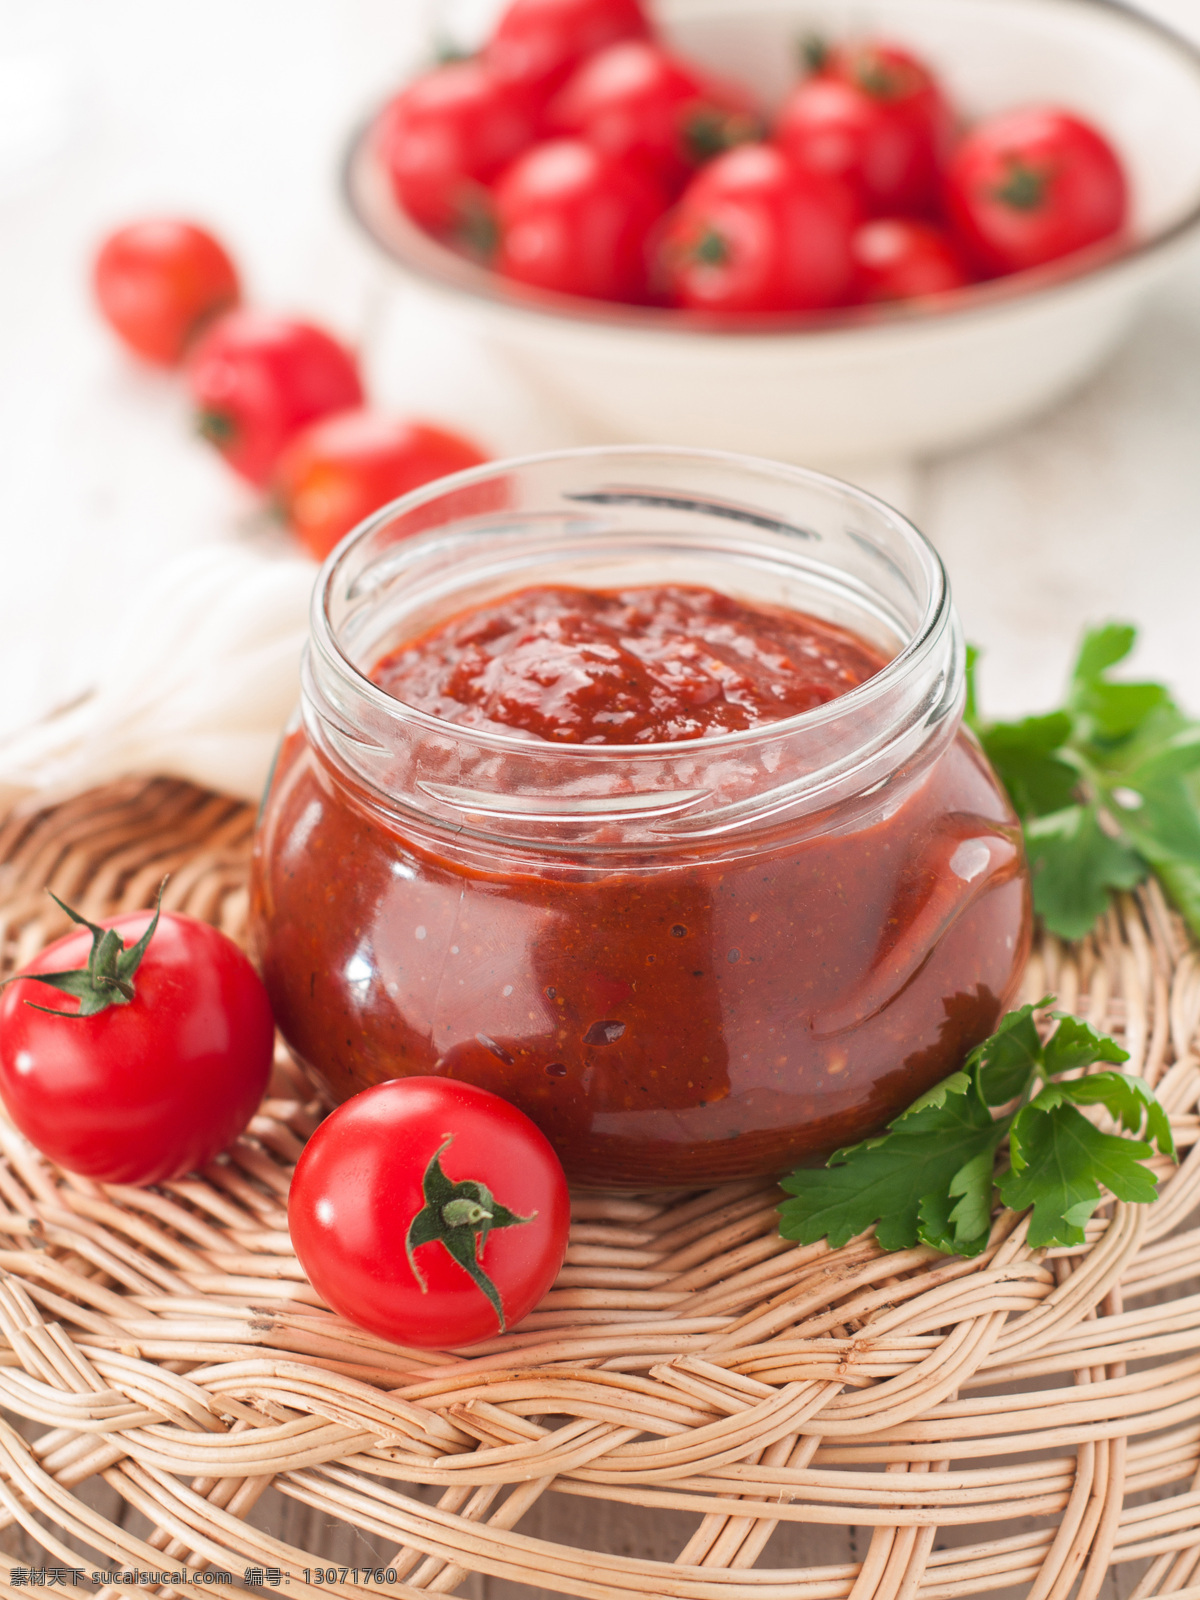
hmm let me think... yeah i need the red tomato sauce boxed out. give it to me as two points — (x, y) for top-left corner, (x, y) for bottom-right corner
(252, 584), (1030, 1187)
(371, 584), (884, 742)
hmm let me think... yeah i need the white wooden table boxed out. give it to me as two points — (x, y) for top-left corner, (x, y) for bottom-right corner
(2, 2), (1200, 1593)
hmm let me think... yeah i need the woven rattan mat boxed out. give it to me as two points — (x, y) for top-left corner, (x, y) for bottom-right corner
(0, 777), (1199, 1600)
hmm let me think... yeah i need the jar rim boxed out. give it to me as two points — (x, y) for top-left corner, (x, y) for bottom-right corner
(311, 444), (952, 757)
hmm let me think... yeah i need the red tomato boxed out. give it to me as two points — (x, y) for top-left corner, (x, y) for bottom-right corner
(0, 897), (274, 1186)
(776, 42), (954, 217)
(852, 217), (972, 301)
(546, 39), (762, 191)
(275, 410), (489, 561)
(374, 60), (540, 246)
(93, 219), (240, 366)
(488, 0), (652, 98)
(189, 310), (364, 487)
(659, 143), (858, 313)
(288, 1078), (571, 1348)
(494, 138), (668, 301)
(945, 106), (1129, 276)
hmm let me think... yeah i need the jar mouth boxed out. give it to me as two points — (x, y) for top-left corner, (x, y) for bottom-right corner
(312, 444), (952, 757)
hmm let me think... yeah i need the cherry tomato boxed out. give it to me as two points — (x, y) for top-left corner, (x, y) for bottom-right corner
(852, 217), (972, 302)
(945, 106), (1128, 276)
(189, 310), (364, 487)
(776, 42), (954, 217)
(92, 219), (240, 366)
(0, 895), (274, 1186)
(659, 143), (858, 313)
(375, 60), (540, 247)
(488, 0), (652, 98)
(275, 409), (489, 562)
(288, 1077), (571, 1349)
(494, 138), (668, 301)
(546, 39), (762, 192)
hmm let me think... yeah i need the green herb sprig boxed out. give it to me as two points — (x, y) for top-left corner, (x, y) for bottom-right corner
(967, 624), (1200, 942)
(778, 1003), (1175, 1258)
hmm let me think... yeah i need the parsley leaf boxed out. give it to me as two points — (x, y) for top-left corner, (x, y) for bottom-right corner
(1041, 1014), (1126, 1077)
(1022, 807), (1145, 942)
(969, 1001), (1044, 1105)
(1001, 1099), (1160, 1249)
(978, 713), (1077, 816)
(778, 1071), (1004, 1255)
(779, 1002), (1173, 1257)
(967, 624), (1200, 941)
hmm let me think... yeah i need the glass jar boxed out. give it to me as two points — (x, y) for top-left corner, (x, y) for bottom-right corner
(250, 448), (1030, 1188)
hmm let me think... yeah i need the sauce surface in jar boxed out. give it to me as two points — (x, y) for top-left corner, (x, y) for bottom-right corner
(372, 584), (885, 742)
(253, 581), (1030, 1187)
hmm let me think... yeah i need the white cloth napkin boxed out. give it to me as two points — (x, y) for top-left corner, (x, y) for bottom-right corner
(0, 545), (316, 806)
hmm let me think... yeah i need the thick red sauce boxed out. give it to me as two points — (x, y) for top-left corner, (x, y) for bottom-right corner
(372, 585), (884, 742)
(251, 584), (1030, 1187)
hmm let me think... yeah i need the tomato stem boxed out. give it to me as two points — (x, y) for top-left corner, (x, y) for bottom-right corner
(442, 1197), (493, 1227)
(6, 879), (168, 1019)
(684, 107), (763, 165)
(993, 157), (1051, 212)
(405, 1134), (535, 1334)
(433, 33), (473, 66)
(799, 32), (829, 74)
(852, 53), (906, 101)
(693, 228), (730, 267)
(196, 409), (237, 447)
(453, 194), (500, 264)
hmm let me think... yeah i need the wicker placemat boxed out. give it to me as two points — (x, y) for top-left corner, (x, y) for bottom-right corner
(0, 777), (1199, 1600)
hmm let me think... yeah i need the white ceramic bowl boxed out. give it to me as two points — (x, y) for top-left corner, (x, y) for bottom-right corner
(345, 0), (1200, 466)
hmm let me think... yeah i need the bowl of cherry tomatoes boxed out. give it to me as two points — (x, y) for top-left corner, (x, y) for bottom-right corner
(345, 0), (1200, 464)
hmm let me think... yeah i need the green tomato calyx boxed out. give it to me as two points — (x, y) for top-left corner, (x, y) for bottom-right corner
(196, 408), (237, 447)
(994, 158), (1051, 213)
(684, 106), (763, 165)
(405, 1135), (535, 1334)
(693, 228), (730, 267)
(799, 32), (830, 75)
(851, 51), (910, 102)
(453, 194), (500, 264)
(6, 880), (168, 1019)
